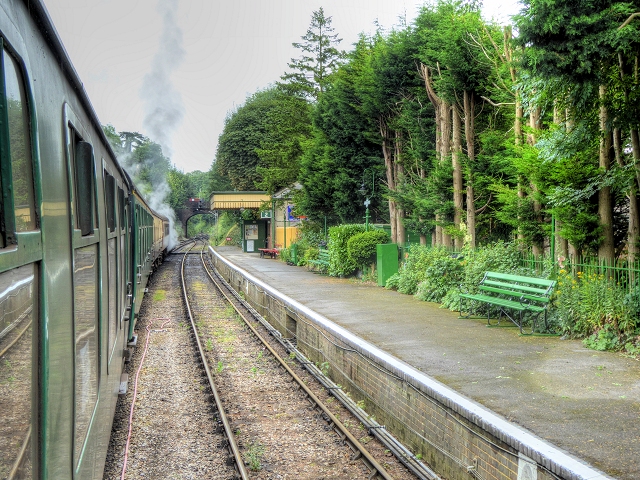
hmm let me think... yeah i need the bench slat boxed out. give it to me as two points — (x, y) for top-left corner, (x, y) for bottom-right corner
(309, 249), (330, 270)
(460, 293), (546, 312)
(482, 279), (551, 296)
(485, 271), (555, 288)
(478, 286), (551, 304)
(460, 271), (556, 334)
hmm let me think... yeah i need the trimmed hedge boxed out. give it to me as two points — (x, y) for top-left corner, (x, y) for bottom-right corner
(347, 230), (390, 271)
(327, 224), (366, 276)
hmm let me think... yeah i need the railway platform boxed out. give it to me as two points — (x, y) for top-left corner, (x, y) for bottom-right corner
(212, 246), (639, 480)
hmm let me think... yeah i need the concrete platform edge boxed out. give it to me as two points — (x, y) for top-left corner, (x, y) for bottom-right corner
(210, 247), (612, 480)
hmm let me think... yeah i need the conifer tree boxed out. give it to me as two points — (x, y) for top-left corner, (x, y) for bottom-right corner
(279, 7), (344, 100)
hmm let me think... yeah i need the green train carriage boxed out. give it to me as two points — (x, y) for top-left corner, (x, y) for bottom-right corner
(0, 1), (169, 478)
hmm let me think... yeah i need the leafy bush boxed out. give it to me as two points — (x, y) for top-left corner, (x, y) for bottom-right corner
(211, 212), (241, 246)
(415, 253), (465, 303)
(327, 224), (366, 276)
(382, 238), (639, 356)
(303, 246), (320, 265)
(347, 230), (389, 271)
(279, 247), (292, 264)
(385, 272), (402, 290)
(288, 221), (326, 266)
(442, 241), (531, 310)
(385, 245), (458, 295)
(553, 272), (639, 354)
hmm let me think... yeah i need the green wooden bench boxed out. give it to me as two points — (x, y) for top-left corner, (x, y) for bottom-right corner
(459, 271), (556, 334)
(308, 248), (329, 272)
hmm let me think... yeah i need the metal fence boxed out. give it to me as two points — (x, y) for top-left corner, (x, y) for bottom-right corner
(520, 253), (640, 292)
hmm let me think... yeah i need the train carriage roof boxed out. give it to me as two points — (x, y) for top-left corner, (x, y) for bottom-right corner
(19, 0), (168, 223)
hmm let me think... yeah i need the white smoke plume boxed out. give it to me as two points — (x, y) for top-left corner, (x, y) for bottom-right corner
(137, 0), (186, 249)
(141, 0), (185, 157)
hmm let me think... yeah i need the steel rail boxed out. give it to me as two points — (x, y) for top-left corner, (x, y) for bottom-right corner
(0, 317), (32, 357)
(7, 426), (31, 480)
(198, 248), (394, 480)
(180, 240), (250, 480)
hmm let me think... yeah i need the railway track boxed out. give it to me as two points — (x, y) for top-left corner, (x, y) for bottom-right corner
(182, 238), (405, 478)
(198, 246), (439, 480)
(105, 238), (433, 478)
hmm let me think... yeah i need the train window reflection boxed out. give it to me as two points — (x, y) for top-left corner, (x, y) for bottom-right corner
(105, 172), (115, 232)
(74, 246), (98, 465)
(0, 263), (35, 478)
(108, 238), (117, 355)
(4, 50), (36, 232)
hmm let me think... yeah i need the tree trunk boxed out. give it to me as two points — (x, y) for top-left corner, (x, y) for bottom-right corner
(380, 118), (396, 243)
(628, 190), (639, 264)
(394, 133), (406, 246)
(463, 90), (476, 248)
(452, 105), (464, 249)
(527, 106), (545, 255)
(440, 102), (453, 247)
(432, 91), (444, 246)
(421, 63), (454, 246)
(598, 85), (615, 263)
(625, 128), (640, 263)
(632, 129), (640, 192)
(555, 220), (568, 260)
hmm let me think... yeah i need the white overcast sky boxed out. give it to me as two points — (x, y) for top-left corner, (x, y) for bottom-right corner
(44, 0), (521, 173)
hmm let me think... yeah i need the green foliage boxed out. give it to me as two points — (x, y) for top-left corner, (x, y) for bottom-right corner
(327, 224), (366, 276)
(279, 7), (344, 100)
(386, 245), (446, 295)
(244, 442), (265, 471)
(187, 215), (216, 238)
(553, 271), (640, 353)
(210, 212), (241, 246)
(216, 87), (311, 192)
(208, 159), (233, 193)
(346, 230), (390, 271)
(253, 93), (312, 194)
(287, 221), (326, 266)
(298, 36), (384, 224)
(388, 242), (532, 306)
(415, 253), (465, 303)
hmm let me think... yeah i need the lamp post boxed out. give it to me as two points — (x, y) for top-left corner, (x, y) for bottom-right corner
(358, 169), (376, 232)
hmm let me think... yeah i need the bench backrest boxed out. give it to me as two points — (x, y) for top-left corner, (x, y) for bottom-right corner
(479, 271), (555, 304)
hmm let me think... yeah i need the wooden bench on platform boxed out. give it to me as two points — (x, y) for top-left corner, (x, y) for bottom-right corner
(308, 248), (329, 272)
(459, 271), (556, 334)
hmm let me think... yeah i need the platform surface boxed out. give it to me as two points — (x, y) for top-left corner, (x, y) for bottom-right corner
(213, 246), (639, 479)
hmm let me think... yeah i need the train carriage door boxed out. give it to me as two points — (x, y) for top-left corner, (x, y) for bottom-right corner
(0, 39), (42, 479)
(64, 106), (100, 469)
(118, 186), (127, 325)
(104, 170), (118, 367)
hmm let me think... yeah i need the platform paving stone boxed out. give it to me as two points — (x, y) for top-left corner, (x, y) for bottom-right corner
(214, 246), (640, 480)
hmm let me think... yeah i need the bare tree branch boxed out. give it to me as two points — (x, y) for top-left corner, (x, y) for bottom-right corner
(619, 12), (640, 29)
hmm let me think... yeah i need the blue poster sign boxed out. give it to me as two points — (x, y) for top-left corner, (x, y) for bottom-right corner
(287, 204), (296, 222)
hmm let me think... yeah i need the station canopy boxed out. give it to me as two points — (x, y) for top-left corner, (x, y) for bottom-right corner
(209, 191), (270, 210)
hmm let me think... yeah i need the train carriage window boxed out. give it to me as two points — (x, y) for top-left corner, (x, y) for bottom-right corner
(104, 171), (115, 232)
(1, 45), (38, 248)
(73, 245), (98, 465)
(74, 141), (95, 236)
(0, 264), (36, 477)
(118, 187), (125, 232)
